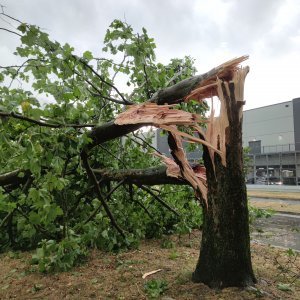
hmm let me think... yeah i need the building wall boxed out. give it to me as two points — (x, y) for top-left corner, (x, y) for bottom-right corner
(156, 129), (170, 156)
(243, 101), (295, 149)
(243, 99), (300, 185)
(156, 128), (203, 162)
(293, 98), (300, 151)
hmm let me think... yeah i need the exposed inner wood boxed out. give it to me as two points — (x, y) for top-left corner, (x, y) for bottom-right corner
(167, 129), (208, 205)
(115, 103), (205, 126)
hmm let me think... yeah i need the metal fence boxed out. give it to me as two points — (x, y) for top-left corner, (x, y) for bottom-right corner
(261, 143), (297, 153)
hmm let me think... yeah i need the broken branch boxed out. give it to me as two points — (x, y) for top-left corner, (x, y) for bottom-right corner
(138, 185), (180, 216)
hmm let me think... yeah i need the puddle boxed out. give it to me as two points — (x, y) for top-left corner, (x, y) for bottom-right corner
(251, 214), (300, 250)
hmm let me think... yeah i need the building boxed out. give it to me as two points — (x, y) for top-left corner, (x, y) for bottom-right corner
(154, 128), (202, 163)
(243, 98), (300, 185)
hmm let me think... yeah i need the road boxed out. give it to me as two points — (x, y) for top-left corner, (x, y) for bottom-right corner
(249, 189), (300, 250)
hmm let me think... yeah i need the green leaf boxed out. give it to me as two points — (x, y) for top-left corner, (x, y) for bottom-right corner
(29, 211), (41, 225)
(286, 248), (295, 257)
(83, 51), (93, 61)
(73, 86), (81, 98)
(277, 283), (292, 292)
(18, 23), (27, 33)
(101, 229), (108, 239)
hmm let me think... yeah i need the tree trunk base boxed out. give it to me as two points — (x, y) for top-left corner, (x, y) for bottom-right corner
(192, 263), (257, 289)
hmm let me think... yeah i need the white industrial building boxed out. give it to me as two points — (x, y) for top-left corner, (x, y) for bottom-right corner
(243, 98), (300, 185)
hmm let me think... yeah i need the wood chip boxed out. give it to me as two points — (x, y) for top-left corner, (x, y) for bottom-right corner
(142, 269), (163, 279)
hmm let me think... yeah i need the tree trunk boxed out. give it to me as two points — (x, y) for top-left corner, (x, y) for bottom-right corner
(192, 79), (256, 288)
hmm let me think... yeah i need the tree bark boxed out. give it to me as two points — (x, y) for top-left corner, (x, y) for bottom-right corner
(192, 78), (256, 288)
(92, 166), (185, 186)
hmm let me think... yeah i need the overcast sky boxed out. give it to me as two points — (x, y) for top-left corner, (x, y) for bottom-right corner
(1, 0), (300, 110)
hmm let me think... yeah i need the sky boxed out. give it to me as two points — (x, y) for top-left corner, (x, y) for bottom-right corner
(0, 0), (300, 110)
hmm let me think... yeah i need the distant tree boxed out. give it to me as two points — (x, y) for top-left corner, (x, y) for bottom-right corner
(0, 13), (255, 287)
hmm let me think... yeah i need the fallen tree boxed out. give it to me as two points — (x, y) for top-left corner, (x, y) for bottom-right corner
(0, 15), (255, 288)
(80, 56), (256, 288)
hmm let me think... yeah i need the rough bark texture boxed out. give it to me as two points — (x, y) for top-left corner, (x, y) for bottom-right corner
(92, 166), (185, 186)
(192, 72), (256, 288)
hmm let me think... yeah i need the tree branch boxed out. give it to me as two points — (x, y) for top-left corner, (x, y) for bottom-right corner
(0, 169), (21, 186)
(0, 12), (23, 24)
(138, 185), (180, 216)
(123, 184), (161, 226)
(165, 66), (187, 87)
(92, 166), (185, 186)
(0, 175), (34, 229)
(72, 55), (133, 105)
(81, 150), (125, 237)
(131, 131), (162, 154)
(98, 144), (127, 169)
(15, 206), (55, 239)
(0, 210), (15, 229)
(0, 169), (32, 189)
(0, 60), (48, 70)
(88, 89), (130, 105)
(0, 111), (97, 128)
(0, 27), (22, 36)
(143, 63), (151, 99)
(84, 179), (125, 224)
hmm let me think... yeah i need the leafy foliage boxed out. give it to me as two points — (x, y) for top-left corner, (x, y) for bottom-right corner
(248, 204), (274, 225)
(31, 238), (88, 273)
(144, 279), (168, 298)
(0, 16), (205, 271)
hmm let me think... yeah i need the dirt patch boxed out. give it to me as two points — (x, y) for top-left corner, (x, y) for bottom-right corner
(247, 190), (300, 201)
(250, 200), (300, 214)
(0, 231), (299, 299)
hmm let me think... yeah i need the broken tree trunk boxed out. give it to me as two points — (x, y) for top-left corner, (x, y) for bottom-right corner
(80, 56), (256, 288)
(191, 67), (256, 288)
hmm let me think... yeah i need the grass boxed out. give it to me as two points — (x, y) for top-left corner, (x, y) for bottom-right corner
(0, 231), (299, 299)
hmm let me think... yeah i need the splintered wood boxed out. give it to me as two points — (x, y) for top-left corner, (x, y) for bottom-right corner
(114, 103), (204, 126)
(184, 55), (248, 102)
(184, 57), (249, 168)
(167, 130), (208, 204)
(153, 153), (181, 178)
(114, 56), (249, 205)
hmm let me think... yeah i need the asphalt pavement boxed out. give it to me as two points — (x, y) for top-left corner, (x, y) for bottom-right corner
(252, 213), (300, 251)
(247, 185), (300, 250)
